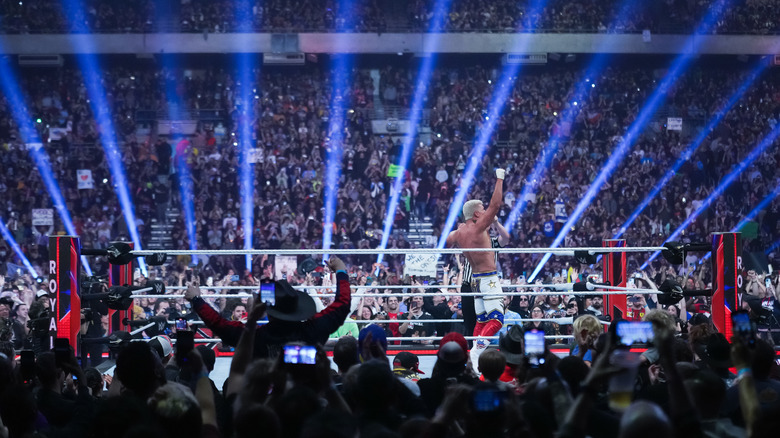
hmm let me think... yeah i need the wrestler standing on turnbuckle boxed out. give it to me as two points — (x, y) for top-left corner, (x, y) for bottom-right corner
(446, 168), (505, 371)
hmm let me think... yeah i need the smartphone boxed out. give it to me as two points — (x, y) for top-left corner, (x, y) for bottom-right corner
(54, 338), (70, 367)
(732, 310), (755, 347)
(423, 280), (429, 285)
(185, 269), (193, 282)
(20, 350), (35, 384)
(616, 321), (654, 346)
(176, 330), (195, 363)
(283, 343), (317, 365)
(472, 388), (503, 412)
(230, 275), (240, 282)
(175, 318), (188, 331)
(524, 330), (546, 368)
(260, 282), (275, 305)
(206, 276), (214, 287)
(766, 277), (772, 288)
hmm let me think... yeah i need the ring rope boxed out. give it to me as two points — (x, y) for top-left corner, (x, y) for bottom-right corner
(164, 284), (577, 291)
(130, 246), (666, 256)
(175, 335), (574, 343)
(131, 289), (661, 300)
(167, 318), (578, 325)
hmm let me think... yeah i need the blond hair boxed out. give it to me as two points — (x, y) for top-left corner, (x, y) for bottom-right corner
(644, 308), (675, 332)
(462, 199), (483, 221)
(572, 314), (603, 338)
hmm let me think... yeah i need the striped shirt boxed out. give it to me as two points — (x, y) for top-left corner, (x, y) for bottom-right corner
(462, 237), (501, 283)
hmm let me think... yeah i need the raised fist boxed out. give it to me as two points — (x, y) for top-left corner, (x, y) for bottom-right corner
(496, 168), (506, 180)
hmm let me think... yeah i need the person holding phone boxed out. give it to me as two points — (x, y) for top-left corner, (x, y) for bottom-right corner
(444, 168), (507, 369)
(185, 256), (352, 358)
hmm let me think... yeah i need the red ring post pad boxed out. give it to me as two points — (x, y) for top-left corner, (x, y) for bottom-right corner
(603, 239), (627, 321)
(711, 232), (742, 339)
(108, 241), (133, 333)
(48, 236), (82, 354)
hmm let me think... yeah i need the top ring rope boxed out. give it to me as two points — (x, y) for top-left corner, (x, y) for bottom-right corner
(129, 246), (666, 256)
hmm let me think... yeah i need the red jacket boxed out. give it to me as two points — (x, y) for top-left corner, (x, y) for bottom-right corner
(192, 272), (352, 358)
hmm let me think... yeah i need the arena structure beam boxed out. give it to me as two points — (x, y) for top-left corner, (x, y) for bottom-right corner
(3, 33), (780, 55)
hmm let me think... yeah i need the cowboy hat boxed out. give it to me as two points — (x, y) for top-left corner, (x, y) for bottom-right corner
(499, 324), (525, 365)
(265, 280), (317, 322)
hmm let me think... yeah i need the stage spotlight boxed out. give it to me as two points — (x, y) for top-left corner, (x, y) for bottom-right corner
(322, 54), (352, 259)
(0, 44), (91, 275)
(0, 217), (39, 278)
(377, 0), (452, 267)
(160, 56), (200, 266)
(61, 0), (147, 275)
(616, 58), (769, 239)
(528, 0), (731, 281)
(237, 52), (257, 270)
(503, 52), (611, 232)
(438, 0), (550, 249)
(642, 123), (780, 268)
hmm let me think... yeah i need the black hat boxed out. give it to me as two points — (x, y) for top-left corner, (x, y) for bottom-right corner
(499, 325), (525, 365)
(703, 333), (732, 369)
(265, 280), (317, 322)
(393, 351), (424, 374)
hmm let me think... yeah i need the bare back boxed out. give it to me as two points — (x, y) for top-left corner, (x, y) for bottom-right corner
(454, 220), (496, 272)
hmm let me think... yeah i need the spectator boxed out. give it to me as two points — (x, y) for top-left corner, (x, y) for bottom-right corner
(185, 256), (352, 358)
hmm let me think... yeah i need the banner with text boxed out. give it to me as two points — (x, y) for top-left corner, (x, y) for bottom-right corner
(667, 117), (683, 131)
(404, 253), (438, 278)
(32, 209), (54, 226)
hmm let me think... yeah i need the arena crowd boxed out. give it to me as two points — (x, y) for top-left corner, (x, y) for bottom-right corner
(1, 4), (780, 435)
(1, 0), (779, 34)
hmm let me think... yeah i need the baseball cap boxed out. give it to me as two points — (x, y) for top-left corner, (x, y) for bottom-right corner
(149, 335), (173, 359)
(393, 351), (424, 374)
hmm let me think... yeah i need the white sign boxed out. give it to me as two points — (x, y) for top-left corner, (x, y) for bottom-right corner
(32, 209), (54, 226)
(77, 169), (94, 189)
(275, 255), (298, 279)
(667, 117), (683, 131)
(26, 143), (43, 150)
(404, 254), (438, 278)
(248, 149), (263, 164)
(48, 127), (69, 142)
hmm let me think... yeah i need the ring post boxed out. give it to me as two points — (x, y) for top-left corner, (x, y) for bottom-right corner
(108, 241), (133, 333)
(602, 239), (627, 320)
(711, 232), (742, 339)
(48, 236), (82, 354)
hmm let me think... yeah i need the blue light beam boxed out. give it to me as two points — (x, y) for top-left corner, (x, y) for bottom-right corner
(503, 0), (640, 231)
(0, 46), (91, 276)
(0, 217), (39, 278)
(376, 0), (452, 265)
(61, 0), (147, 275)
(437, 0), (550, 249)
(322, 54), (352, 258)
(160, 57), (199, 266)
(615, 59), (769, 239)
(642, 123), (780, 268)
(235, 2), (258, 271)
(528, 0), (731, 281)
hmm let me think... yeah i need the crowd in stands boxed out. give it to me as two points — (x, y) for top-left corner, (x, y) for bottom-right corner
(1, 258), (780, 438)
(2, 0), (780, 34)
(1, 56), (780, 349)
